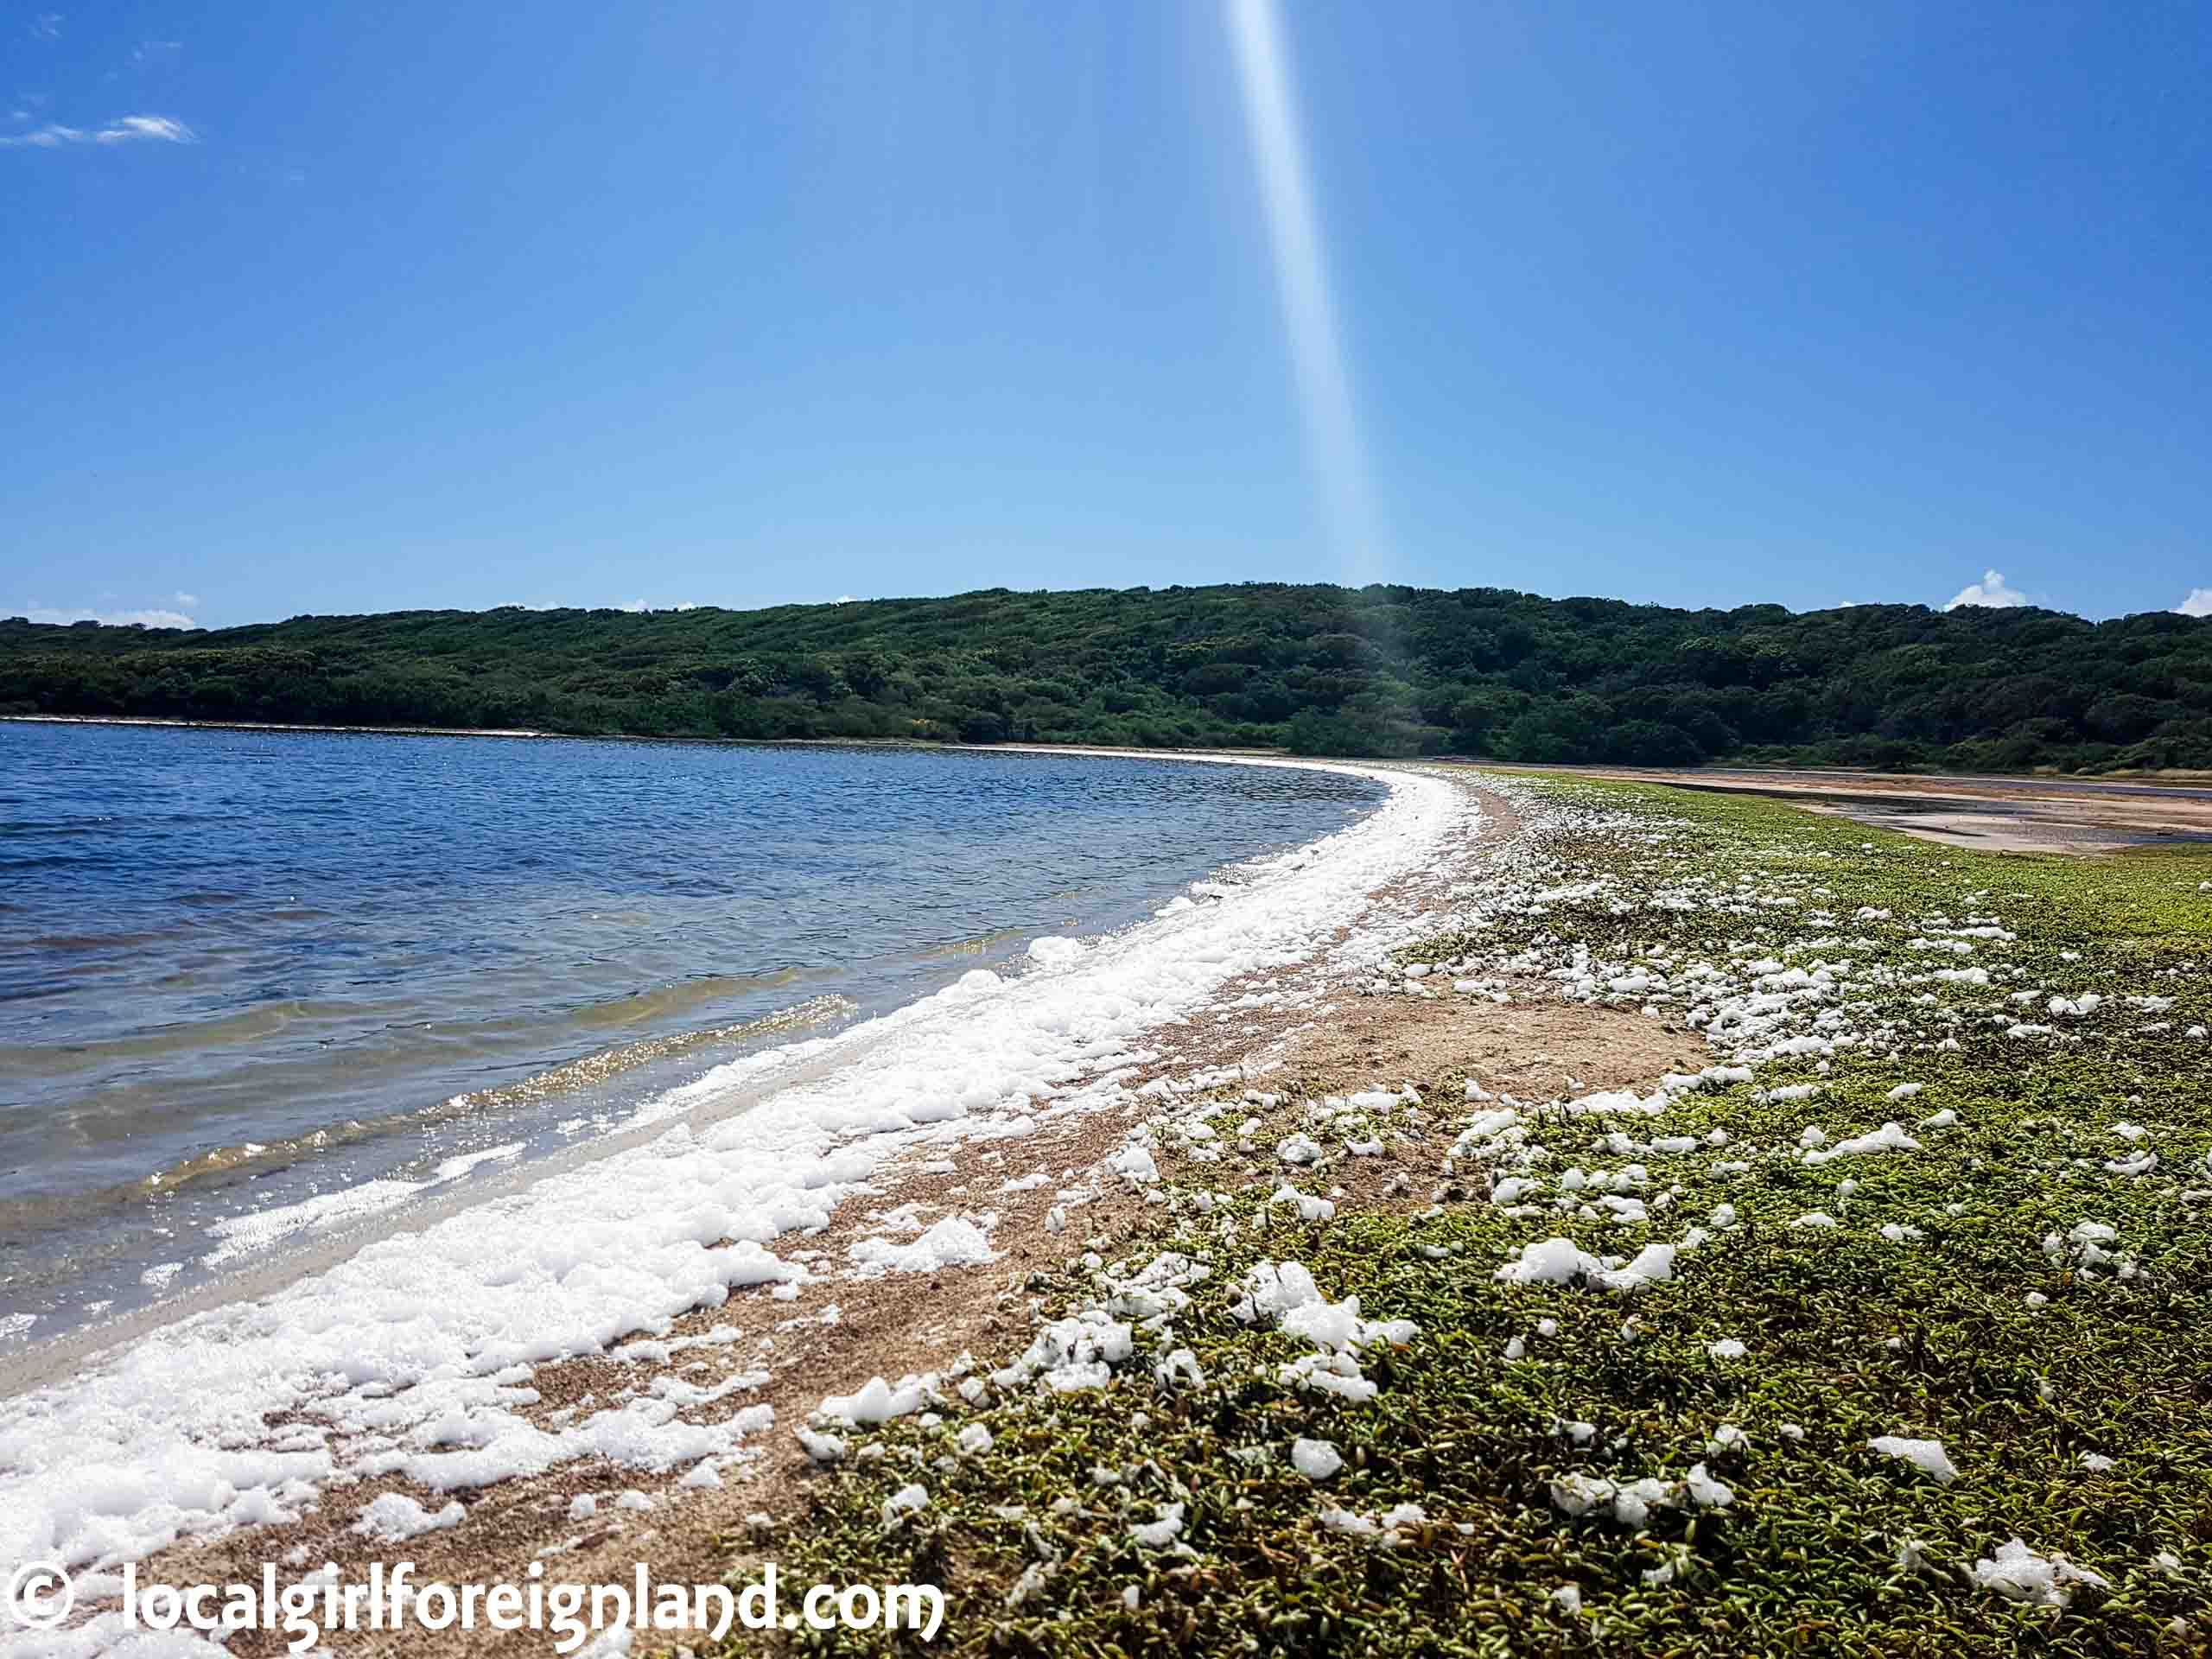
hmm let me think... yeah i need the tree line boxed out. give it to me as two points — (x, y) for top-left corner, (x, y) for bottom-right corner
(5, 583), (2210, 772)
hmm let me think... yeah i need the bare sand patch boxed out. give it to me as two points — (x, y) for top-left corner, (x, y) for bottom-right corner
(1470, 761), (2212, 853)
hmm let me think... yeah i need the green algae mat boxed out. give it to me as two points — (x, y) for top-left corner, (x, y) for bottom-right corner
(734, 777), (2211, 1657)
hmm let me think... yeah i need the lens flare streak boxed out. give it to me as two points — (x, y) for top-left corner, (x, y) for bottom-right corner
(1224, 0), (1385, 578)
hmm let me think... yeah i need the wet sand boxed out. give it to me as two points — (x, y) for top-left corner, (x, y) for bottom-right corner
(1471, 763), (2212, 853)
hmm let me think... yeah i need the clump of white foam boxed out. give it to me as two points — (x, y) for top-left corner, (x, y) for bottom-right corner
(1230, 1260), (1419, 1404)
(848, 1217), (996, 1274)
(1970, 1538), (2109, 1609)
(1867, 1434), (1958, 1484)
(353, 1491), (464, 1542)
(990, 1313), (1135, 1394)
(816, 1376), (930, 1426)
(1494, 1237), (1677, 1294)
(1291, 1437), (1343, 1480)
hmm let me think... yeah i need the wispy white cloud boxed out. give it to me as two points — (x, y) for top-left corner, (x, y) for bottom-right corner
(97, 113), (192, 143)
(20, 605), (200, 629)
(1, 111), (194, 149)
(30, 13), (62, 42)
(1, 124), (81, 147)
(1942, 569), (2029, 611)
(2173, 588), (2212, 619)
(173, 591), (200, 609)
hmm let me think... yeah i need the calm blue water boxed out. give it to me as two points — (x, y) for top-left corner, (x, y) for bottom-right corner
(0, 721), (1379, 1347)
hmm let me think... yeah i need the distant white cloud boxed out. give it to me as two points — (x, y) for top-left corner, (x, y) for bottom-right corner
(21, 606), (199, 629)
(173, 591), (200, 608)
(671, 601), (699, 611)
(2, 112), (194, 149)
(2174, 588), (2212, 619)
(98, 114), (192, 143)
(31, 13), (62, 42)
(617, 599), (651, 613)
(1942, 569), (2028, 611)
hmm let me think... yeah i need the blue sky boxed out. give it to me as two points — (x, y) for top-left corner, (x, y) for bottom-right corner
(3, 2), (2205, 631)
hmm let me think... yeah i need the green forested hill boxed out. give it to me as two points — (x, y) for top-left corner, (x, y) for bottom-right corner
(5, 584), (2209, 771)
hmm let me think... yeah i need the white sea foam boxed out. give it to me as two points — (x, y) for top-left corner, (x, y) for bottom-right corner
(197, 1179), (427, 1269)
(429, 1141), (527, 1182)
(0, 758), (1461, 1586)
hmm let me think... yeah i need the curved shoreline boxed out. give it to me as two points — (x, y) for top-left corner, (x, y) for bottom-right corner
(0, 753), (1461, 1592)
(0, 741), (1376, 1367)
(3, 713), (1302, 757)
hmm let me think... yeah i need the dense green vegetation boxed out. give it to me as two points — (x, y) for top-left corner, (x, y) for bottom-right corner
(750, 779), (2212, 1656)
(7, 584), (2212, 770)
